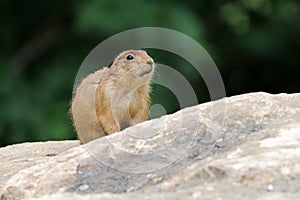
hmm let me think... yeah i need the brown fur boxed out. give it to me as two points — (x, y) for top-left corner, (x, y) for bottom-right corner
(71, 50), (155, 144)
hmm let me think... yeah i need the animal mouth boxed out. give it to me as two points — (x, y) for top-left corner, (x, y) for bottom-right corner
(139, 65), (153, 77)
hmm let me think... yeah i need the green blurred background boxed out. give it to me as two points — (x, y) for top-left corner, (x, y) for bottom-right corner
(0, 0), (299, 147)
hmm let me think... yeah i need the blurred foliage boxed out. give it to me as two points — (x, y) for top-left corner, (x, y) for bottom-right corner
(0, 0), (299, 147)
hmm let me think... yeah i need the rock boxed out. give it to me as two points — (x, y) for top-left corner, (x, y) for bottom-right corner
(0, 141), (79, 187)
(0, 92), (300, 200)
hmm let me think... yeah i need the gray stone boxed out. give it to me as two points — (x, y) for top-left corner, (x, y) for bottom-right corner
(0, 141), (79, 187)
(0, 92), (300, 200)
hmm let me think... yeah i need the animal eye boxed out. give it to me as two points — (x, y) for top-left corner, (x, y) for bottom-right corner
(126, 55), (134, 60)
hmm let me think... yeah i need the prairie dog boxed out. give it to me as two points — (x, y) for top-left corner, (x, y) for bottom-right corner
(71, 50), (155, 144)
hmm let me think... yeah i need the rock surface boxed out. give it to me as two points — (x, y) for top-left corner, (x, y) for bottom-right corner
(0, 92), (300, 200)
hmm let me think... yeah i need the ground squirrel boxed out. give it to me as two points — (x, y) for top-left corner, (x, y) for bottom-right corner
(71, 50), (155, 144)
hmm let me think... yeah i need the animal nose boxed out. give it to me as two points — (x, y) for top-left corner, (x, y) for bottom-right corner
(147, 60), (154, 65)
